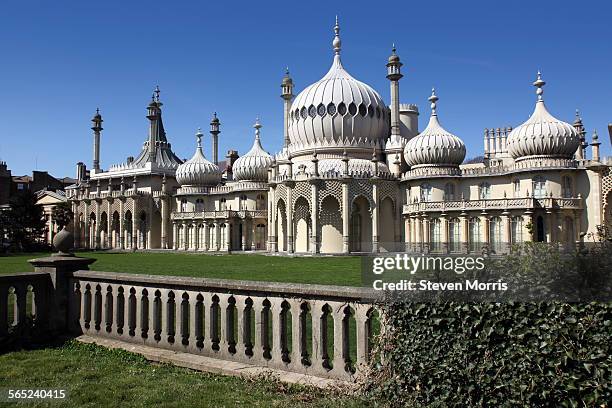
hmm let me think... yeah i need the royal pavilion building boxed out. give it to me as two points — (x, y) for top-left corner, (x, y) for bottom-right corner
(66, 19), (612, 255)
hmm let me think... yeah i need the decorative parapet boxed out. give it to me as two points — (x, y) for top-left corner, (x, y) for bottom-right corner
(402, 196), (583, 215)
(69, 270), (378, 382)
(171, 209), (268, 221)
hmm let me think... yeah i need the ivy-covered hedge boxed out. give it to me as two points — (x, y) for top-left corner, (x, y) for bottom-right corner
(364, 301), (611, 407)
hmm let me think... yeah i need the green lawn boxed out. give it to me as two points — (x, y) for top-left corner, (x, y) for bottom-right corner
(0, 340), (366, 408)
(0, 251), (362, 286)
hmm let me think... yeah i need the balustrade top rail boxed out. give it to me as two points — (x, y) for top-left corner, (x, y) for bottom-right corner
(0, 272), (50, 283)
(72, 270), (376, 302)
(403, 197), (583, 214)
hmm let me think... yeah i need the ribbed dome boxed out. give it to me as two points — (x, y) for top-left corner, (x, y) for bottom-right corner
(233, 120), (273, 182)
(404, 90), (466, 168)
(175, 130), (222, 187)
(286, 19), (388, 156)
(507, 72), (579, 161)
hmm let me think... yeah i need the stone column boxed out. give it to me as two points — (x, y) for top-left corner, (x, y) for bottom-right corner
(95, 200), (101, 249)
(119, 199), (125, 249)
(172, 222), (177, 250)
(269, 189), (277, 252)
(147, 201), (153, 250)
(83, 201), (90, 249)
(204, 223), (210, 251)
(342, 181), (350, 254)
(502, 211), (511, 253)
(107, 199), (112, 248)
(241, 221), (246, 251)
(161, 197), (168, 249)
(251, 220), (257, 250)
(480, 212), (489, 251)
(184, 223), (189, 250)
(460, 212), (469, 253)
(310, 180), (319, 254)
(440, 214), (448, 254)
(422, 215), (430, 254)
(132, 199), (139, 250)
(545, 210), (553, 243)
(286, 185), (294, 253)
(372, 182), (379, 253)
(404, 217), (410, 252)
(225, 221), (231, 252)
(523, 211), (533, 242)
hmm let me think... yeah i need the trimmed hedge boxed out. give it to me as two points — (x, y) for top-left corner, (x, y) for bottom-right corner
(365, 301), (611, 407)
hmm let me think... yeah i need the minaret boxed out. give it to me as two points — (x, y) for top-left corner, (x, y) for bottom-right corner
(281, 68), (294, 148)
(146, 85), (163, 161)
(386, 44), (403, 138)
(573, 110), (587, 160)
(591, 130), (601, 162)
(210, 113), (221, 166)
(91, 108), (103, 172)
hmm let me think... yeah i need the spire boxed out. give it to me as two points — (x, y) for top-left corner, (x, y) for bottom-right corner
(333, 16), (341, 55)
(210, 112), (221, 166)
(195, 127), (203, 150)
(253, 117), (262, 140)
(91, 108), (103, 171)
(533, 71), (545, 102)
(429, 88), (439, 116)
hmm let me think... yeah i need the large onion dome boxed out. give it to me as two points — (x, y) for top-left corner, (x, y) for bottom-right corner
(175, 129), (222, 186)
(506, 72), (580, 162)
(286, 18), (388, 156)
(404, 89), (466, 168)
(233, 119), (273, 182)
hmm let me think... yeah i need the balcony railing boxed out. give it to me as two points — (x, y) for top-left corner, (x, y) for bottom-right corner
(402, 197), (583, 214)
(171, 209), (268, 220)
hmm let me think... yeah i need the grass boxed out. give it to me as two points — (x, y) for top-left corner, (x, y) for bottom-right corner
(0, 252), (362, 286)
(0, 340), (367, 408)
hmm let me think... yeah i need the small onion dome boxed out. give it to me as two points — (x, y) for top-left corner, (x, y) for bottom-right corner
(404, 89), (466, 168)
(388, 44), (400, 64)
(506, 72), (580, 161)
(281, 67), (293, 86)
(233, 119), (273, 182)
(175, 129), (222, 186)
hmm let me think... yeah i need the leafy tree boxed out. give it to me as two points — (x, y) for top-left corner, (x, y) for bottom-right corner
(6, 190), (46, 251)
(52, 201), (73, 230)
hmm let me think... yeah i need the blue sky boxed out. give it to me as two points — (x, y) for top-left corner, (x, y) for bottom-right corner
(0, 0), (610, 177)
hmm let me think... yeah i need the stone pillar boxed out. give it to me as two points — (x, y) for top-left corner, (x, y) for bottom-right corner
(29, 255), (96, 334)
(268, 187), (276, 251)
(241, 221), (246, 251)
(147, 201), (153, 250)
(172, 222), (177, 250)
(460, 212), (469, 253)
(83, 201), (90, 249)
(404, 217), (410, 252)
(503, 211), (511, 253)
(184, 223), (189, 250)
(480, 212), (489, 251)
(545, 210), (553, 243)
(372, 182), (379, 253)
(310, 180), (319, 254)
(286, 185), (294, 253)
(132, 199), (139, 250)
(95, 200), (101, 249)
(440, 214), (448, 254)
(523, 211), (533, 242)
(422, 215), (430, 254)
(119, 199), (125, 249)
(342, 181), (350, 254)
(224, 221), (231, 252)
(251, 220), (257, 250)
(161, 197), (168, 249)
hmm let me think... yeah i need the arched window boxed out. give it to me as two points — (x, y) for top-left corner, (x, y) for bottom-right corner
(513, 179), (521, 198)
(420, 183), (432, 202)
(489, 216), (503, 253)
(180, 199), (187, 212)
(444, 183), (456, 201)
(256, 194), (266, 210)
(562, 176), (573, 198)
(195, 198), (204, 212)
(429, 218), (441, 252)
(511, 216), (523, 244)
(449, 218), (461, 253)
(468, 217), (481, 252)
(478, 182), (491, 199)
(532, 176), (546, 199)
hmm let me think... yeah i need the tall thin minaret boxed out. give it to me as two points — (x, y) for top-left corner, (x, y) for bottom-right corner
(281, 68), (294, 148)
(386, 44), (403, 138)
(146, 85), (163, 161)
(91, 108), (103, 172)
(210, 112), (220, 166)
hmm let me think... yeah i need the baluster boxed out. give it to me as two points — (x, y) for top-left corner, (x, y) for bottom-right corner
(217, 294), (229, 357)
(251, 297), (264, 363)
(0, 284), (8, 337)
(201, 292), (214, 353)
(354, 305), (370, 373)
(289, 299), (303, 370)
(310, 301), (325, 375)
(270, 298), (284, 366)
(187, 291), (199, 353)
(159, 289), (170, 347)
(234, 295), (247, 359)
(103, 283), (113, 335)
(332, 302), (346, 377)
(179, 292), (189, 349)
(146, 288), (157, 346)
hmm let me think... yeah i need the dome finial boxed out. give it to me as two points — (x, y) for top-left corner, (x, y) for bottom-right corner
(195, 127), (203, 149)
(154, 85), (161, 102)
(253, 117), (262, 140)
(533, 71), (545, 101)
(429, 88), (439, 116)
(333, 16), (341, 55)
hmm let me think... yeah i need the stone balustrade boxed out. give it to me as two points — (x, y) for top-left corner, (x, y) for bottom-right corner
(0, 272), (52, 337)
(171, 209), (268, 220)
(403, 196), (583, 215)
(68, 271), (378, 381)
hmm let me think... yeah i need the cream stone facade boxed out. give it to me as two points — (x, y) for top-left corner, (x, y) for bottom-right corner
(67, 20), (612, 255)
